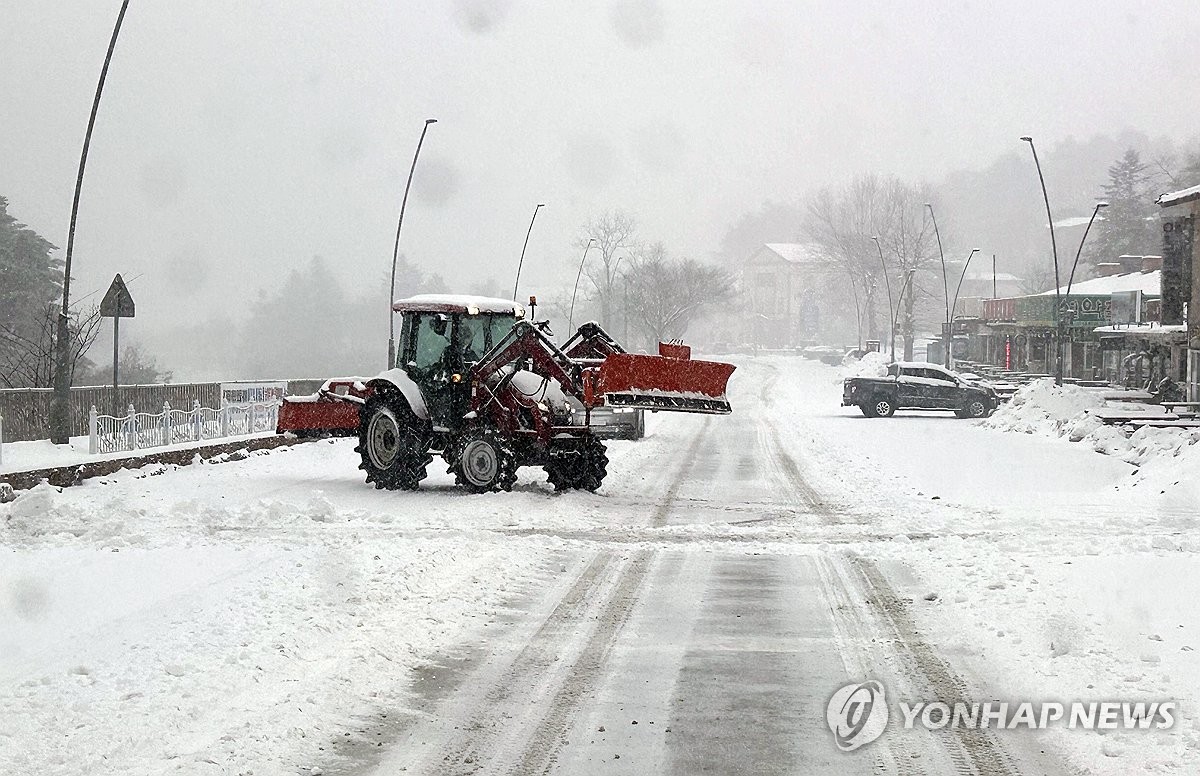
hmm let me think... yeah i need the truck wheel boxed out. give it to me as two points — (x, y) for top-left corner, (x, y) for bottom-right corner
(453, 429), (518, 493)
(545, 436), (609, 492)
(357, 393), (432, 490)
(871, 397), (896, 418)
(962, 399), (990, 419)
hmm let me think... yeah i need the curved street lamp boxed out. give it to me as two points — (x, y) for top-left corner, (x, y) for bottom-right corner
(871, 236), (896, 361)
(1020, 135), (1064, 384)
(568, 238), (597, 332)
(1066, 202), (1109, 298)
(946, 248), (980, 369)
(951, 248), (982, 321)
(1058, 201), (1109, 374)
(49, 0), (132, 444)
(512, 203), (545, 301)
(925, 203), (952, 367)
(387, 118), (437, 369)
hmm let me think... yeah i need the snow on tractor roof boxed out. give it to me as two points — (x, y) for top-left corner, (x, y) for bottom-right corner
(392, 294), (526, 316)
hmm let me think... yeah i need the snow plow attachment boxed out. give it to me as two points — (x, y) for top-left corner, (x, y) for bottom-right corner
(590, 343), (736, 415)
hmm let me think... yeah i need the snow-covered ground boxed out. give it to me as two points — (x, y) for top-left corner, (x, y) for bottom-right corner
(0, 431), (279, 475)
(3, 356), (1198, 774)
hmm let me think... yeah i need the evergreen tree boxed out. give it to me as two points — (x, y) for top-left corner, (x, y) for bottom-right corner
(1086, 149), (1157, 266)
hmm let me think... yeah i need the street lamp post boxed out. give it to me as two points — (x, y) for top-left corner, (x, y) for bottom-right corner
(49, 0), (131, 445)
(925, 203), (951, 367)
(511, 203), (545, 301)
(1020, 135), (1064, 385)
(1059, 201), (1109, 377)
(948, 248), (982, 369)
(387, 118), (437, 369)
(871, 236), (896, 361)
(1066, 202), (1109, 298)
(568, 238), (597, 332)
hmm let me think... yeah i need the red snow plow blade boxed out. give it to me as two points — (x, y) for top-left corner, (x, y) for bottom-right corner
(591, 343), (735, 415)
(275, 379), (370, 436)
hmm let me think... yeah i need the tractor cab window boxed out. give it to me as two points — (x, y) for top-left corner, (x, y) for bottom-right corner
(487, 315), (517, 351)
(410, 313), (453, 370)
(456, 316), (490, 363)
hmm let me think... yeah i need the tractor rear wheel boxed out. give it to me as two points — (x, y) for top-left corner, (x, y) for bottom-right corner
(356, 393), (432, 490)
(452, 429), (518, 493)
(545, 436), (609, 492)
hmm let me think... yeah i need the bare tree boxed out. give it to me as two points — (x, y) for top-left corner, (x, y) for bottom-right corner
(803, 175), (938, 359)
(0, 304), (102, 389)
(576, 210), (638, 329)
(624, 250), (733, 350)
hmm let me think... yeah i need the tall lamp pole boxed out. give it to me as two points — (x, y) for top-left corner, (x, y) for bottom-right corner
(946, 249), (980, 370)
(49, 0), (131, 445)
(387, 118), (437, 369)
(871, 236), (896, 361)
(1061, 202), (1109, 376)
(512, 203), (545, 301)
(1020, 135), (1063, 384)
(568, 238), (597, 332)
(1066, 202), (1109, 298)
(925, 203), (951, 367)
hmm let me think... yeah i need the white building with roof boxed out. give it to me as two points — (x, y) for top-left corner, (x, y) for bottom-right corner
(739, 243), (836, 348)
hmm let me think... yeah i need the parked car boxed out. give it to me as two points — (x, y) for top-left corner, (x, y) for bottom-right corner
(570, 406), (646, 440)
(842, 361), (1000, 418)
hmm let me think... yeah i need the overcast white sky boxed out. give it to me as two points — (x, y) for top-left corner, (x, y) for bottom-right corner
(2, 0), (1198, 332)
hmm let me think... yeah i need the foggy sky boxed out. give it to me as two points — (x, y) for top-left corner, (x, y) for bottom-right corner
(2, 0), (1198, 371)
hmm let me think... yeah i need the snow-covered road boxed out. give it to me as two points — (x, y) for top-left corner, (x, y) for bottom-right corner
(3, 356), (1197, 774)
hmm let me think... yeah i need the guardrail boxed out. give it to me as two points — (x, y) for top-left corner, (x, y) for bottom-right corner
(89, 400), (280, 455)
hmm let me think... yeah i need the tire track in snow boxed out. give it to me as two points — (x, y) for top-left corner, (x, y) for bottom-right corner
(388, 414), (710, 774)
(750, 362), (1042, 776)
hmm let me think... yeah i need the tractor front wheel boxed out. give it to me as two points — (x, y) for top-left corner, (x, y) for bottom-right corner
(356, 393), (432, 490)
(545, 436), (609, 492)
(453, 429), (518, 493)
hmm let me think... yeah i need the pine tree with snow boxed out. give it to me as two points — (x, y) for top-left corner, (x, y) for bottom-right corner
(1085, 149), (1157, 268)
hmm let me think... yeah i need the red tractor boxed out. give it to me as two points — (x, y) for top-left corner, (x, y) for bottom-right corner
(277, 295), (735, 493)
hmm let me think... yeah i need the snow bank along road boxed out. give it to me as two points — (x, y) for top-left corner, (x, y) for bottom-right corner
(3, 357), (1196, 775)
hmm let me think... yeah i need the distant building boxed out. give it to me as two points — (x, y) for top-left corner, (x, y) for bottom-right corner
(1157, 184), (1200, 399)
(740, 243), (833, 348)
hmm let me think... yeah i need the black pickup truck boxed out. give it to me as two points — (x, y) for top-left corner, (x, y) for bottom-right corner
(842, 362), (999, 418)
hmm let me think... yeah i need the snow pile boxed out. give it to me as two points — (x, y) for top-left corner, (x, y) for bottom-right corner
(983, 380), (1106, 437)
(840, 350), (888, 379)
(982, 379), (1200, 469)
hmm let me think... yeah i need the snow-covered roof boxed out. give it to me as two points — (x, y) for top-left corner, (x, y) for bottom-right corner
(1039, 270), (1160, 297)
(1158, 184), (1200, 208)
(1052, 215), (1104, 229)
(1094, 322), (1186, 336)
(392, 294), (526, 316)
(762, 243), (824, 264)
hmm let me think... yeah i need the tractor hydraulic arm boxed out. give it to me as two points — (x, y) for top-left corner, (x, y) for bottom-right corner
(470, 320), (588, 404)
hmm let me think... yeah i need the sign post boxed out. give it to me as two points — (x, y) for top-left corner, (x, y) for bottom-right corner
(99, 273), (136, 416)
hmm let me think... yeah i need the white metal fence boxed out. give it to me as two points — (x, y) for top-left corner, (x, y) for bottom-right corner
(89, 401), (280, 455)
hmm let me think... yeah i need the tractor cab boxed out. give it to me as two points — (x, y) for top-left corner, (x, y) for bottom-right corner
(394, 295), (525, 425)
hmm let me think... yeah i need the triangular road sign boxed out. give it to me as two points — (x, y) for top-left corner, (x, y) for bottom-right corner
(99, 273), (135, 318)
